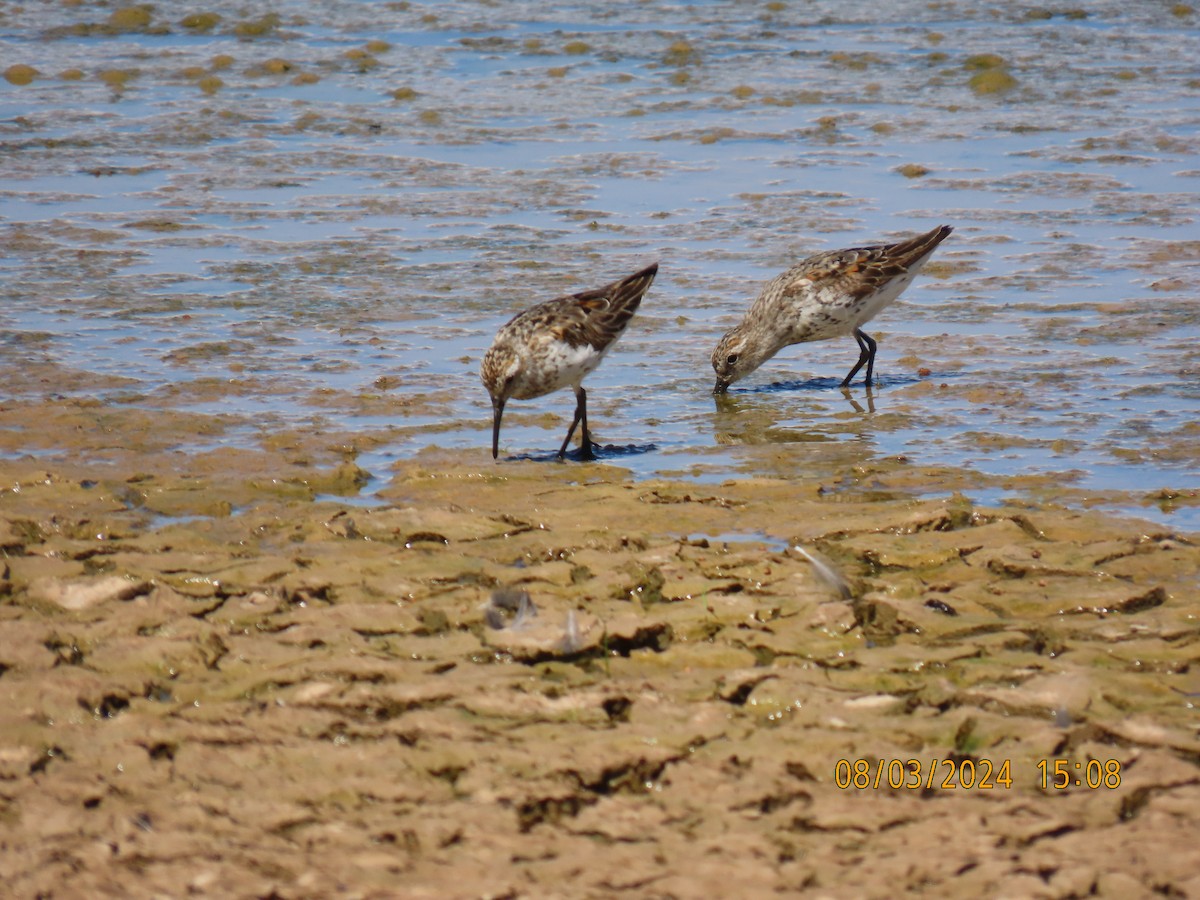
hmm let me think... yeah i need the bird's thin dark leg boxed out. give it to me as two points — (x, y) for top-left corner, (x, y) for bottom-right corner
(557, 402), (581, 458)
(578, 387), (594, 459)
(558, 386), (593, 459)
(860, 330), (878, 385)
(841, 328), (877, 387)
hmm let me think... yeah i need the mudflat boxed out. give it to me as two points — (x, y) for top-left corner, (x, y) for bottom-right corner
(2, 398), (1197, 898)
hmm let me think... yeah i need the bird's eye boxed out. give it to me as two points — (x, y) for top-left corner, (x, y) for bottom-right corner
(726, 354), (739, 366)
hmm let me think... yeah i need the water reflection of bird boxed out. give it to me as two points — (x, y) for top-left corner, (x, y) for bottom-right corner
(712, 225), (952, 394)
(841, 385), (876, 415)
(481, 263), (658, 460)
(710, 388), (876, 448)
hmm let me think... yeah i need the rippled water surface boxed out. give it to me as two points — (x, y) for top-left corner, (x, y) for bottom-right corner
(2, 1), (1198, 525)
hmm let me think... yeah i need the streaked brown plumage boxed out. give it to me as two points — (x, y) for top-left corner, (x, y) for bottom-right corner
(712, 224), (953, 393)
(481, 263), (658, 459)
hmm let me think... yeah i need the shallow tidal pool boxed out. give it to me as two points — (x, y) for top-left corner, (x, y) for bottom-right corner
(1, 0), (1198, 529)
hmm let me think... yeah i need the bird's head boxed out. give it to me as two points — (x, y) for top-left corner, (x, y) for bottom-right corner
(711, 328), (757, 394)
(480, 346), (522, 458)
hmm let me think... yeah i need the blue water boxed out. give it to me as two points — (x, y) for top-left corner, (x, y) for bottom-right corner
(1, 1), (1198, 529)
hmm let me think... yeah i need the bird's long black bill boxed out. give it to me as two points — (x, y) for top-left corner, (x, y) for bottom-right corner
(713, 379), (730, 395)
(491, 398), (505, 459)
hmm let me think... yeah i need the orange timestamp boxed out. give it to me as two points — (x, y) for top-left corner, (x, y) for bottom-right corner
(835, 758), (1014, 790)
(834, 758), (1124, 791)
(1037, 758), (1122, 790)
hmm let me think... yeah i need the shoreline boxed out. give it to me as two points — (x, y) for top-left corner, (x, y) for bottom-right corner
(2, 437), (1198, 895)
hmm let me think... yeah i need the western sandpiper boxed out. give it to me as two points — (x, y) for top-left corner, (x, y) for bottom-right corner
(711, 224), (952, 393)
(481, 262), (658, 459)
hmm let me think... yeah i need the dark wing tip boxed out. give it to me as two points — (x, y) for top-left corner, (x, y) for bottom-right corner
(614, 262), (659, 298)
(609, 262), (658, 308)
(933, 224), (954, 242)
(893, 223), (954, 261)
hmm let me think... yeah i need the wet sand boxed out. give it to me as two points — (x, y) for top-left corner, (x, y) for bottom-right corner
(3, 2), (1200, 896)
(2, 398), (1198, 897)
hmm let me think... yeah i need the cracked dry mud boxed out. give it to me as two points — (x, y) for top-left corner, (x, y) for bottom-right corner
(2, 435), (1199, 898)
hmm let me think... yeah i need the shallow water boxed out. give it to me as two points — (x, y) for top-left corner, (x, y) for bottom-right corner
(2, 1), (1198, 526)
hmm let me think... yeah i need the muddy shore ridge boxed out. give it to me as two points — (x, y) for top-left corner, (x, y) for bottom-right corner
(2, 432), (1198, 895)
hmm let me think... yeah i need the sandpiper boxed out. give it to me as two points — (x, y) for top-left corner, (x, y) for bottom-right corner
(481, 262), (658, 460)
(711, 224), (952, 393)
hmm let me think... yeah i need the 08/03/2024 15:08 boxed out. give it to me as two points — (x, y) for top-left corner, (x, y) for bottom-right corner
(834, 758), (1123, 791)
